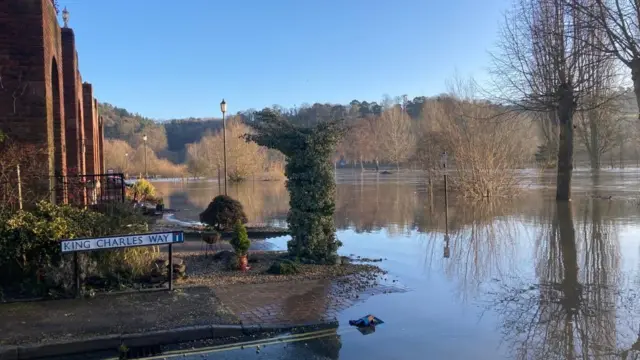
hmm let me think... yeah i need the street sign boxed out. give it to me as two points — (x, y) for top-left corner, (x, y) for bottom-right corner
(60, 231), (184, 253)
(440, 151), (448, 169)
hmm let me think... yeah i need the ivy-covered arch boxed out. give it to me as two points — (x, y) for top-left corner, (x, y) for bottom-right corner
(245, 109), (346, 263)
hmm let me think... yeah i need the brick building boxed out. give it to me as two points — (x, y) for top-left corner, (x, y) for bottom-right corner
(0, 0), (104, 205)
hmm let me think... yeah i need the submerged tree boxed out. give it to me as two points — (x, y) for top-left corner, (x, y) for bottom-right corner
(244, 109), (346, 263)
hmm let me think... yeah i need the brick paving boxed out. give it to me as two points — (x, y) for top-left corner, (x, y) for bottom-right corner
(215, 279), (405, 325)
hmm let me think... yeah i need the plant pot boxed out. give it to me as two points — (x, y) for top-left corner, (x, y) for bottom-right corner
(239, 255), (250, 271)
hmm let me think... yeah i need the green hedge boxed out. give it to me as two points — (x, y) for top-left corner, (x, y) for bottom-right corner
(0, 201), (150, 300)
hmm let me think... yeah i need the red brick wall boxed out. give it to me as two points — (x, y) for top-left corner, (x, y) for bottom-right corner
(82, 83), (98, 174)
(94, 99), (101, 173)
(76, 69), (85, 175)
(99, 115), (105, 173)
(0, 0), (67, 203)
(0, 0), (103, 204)
(61, 28), (82, 174)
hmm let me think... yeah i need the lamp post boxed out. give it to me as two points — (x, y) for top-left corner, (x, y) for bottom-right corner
(143, 134), (148, 178)
(220, 99), (228, 195)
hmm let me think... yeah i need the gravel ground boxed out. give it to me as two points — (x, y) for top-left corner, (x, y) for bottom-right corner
(176, 251), (387, 288)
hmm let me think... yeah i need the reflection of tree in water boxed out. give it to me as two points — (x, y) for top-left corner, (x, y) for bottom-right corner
(154, 180), (288, 225)
(487, 200), (633, 359)
(422, 199), (526, 302)
(334, 177), (419, 234)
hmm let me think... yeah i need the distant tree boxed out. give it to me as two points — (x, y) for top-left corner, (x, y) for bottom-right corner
(379, 106), (415, 170)
(184, 117), (270, 181)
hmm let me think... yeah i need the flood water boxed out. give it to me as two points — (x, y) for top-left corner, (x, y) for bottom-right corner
(153, 169), (640, 359)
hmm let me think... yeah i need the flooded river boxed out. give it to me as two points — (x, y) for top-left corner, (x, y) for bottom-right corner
(152, 169), (640, 359)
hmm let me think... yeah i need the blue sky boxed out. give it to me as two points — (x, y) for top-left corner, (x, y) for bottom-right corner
(60, 0), (511, 120)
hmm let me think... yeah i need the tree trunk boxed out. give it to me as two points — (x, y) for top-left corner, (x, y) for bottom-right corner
(359, 156), (364, 172)
(619, 142), (624, 169)
(556, 87), (575, 201)
(632, 60), (640, 120)
(589, 112), (600, 170)
(556, 201), (579, 318)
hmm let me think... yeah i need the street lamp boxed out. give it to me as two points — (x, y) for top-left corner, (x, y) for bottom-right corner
(143, 134), (148, 178)
(220, 99), (228, 195)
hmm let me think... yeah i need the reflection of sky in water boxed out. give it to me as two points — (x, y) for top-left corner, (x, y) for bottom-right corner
(151, 170), (640, 359)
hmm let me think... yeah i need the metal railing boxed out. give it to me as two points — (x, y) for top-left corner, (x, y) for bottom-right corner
(58, 173), (126, 206)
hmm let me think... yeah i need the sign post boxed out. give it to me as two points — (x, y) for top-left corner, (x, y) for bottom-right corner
(61, 231), (184, 297)
(441, 151), (450, 259)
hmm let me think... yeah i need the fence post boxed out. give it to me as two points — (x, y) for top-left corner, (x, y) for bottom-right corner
(74, 253), (81, 298)
(16, 164), (23, 210)
(120, 174), (126, 202)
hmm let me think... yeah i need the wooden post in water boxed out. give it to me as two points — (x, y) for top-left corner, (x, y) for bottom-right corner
(441, 151), (449, 228)
(442, 152), (450, 259)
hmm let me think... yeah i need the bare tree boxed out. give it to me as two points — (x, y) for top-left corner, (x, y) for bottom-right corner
(432, 79), (533, 198)
(379, 105), (415, 170)
(565, 0), (640, 118)
(492, 0), (610, 200)
(185, 117), (273, 181)
(533, 111), (560, 168)
(361, 115), (384, 171)
(574, 18), (625, 169)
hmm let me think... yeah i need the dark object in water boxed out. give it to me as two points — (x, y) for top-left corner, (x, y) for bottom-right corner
(349, 314), (384, 327)
(349, 314), (384, 336)
(356, 326), (377, 335)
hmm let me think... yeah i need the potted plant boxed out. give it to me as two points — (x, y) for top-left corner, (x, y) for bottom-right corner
(230, 221), (251, 271)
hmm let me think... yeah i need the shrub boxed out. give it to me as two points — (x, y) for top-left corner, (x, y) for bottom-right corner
(199, 195), (248, 231)
(245, 110), (345, 263)
(267, 259), (300, 275)
(224, 255), (240, 271)
(131, 179), (156, 201)
(230, 221), (250, 256)
(0, 201), (153, 298)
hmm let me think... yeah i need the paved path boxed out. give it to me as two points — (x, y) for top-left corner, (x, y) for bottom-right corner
(0, 287), (239, 346)
(215, 279), (403, 325)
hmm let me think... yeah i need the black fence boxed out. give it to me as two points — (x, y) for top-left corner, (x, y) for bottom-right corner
(1, 171), (126, 211)
(57, 173), (127, 206)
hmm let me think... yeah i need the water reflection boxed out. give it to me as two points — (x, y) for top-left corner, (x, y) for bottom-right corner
(422, 200), (525, 302)
(152, 174), (640, 359)
(156, 180), (289, 226)
(486, 200), (640, 359)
